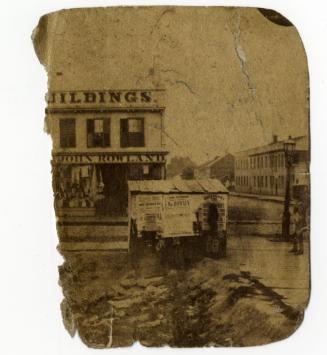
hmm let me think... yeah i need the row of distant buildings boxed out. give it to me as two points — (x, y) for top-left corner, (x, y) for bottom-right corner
(194, 134), (309, 201)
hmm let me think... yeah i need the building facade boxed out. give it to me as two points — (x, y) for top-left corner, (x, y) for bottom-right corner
(234, 135), (309, 199)
(46, 89), (168, 250)
(194, 154), (235, 189)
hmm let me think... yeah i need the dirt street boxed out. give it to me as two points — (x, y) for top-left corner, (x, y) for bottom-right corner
(59, 234), (309, 348)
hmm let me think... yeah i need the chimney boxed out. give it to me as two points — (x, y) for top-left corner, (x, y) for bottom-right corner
(272, 134), (278, 143)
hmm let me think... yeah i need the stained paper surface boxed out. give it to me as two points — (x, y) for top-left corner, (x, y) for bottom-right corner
(33, 6), (310, 348)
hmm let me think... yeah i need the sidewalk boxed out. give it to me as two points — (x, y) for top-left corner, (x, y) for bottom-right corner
(223, 235), (310, 310)
(230, 191), (285, 203)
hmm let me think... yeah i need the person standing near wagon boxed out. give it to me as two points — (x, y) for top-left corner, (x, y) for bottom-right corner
(198, 196), (220, 257)
(208, 202), (219, 235)
(289, 203), (307, 255)
(208, 202), (221, 258)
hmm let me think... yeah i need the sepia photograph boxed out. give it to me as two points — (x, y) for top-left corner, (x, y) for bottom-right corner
(5, 0), (327, 353)
(30, 5), (312, 348)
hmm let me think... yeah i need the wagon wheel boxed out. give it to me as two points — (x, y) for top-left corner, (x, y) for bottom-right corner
(206, 236), (212, 254)
(212, 238), (220, 254)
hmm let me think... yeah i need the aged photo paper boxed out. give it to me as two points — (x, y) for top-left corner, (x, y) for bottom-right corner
(32, 6), (310, 348)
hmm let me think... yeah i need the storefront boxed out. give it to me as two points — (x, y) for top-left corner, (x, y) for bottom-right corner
(47, 89), (168, 250)
(53, 155), (167, 217)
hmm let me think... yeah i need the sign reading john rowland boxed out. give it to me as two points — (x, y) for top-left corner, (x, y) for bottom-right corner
(33, 6), (310, 348)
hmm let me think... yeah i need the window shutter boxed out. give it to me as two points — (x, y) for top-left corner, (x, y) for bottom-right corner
(60, 119), (76, 148)
(87, 119), (94, 147)
(103, 118), (110, 147)
(140, 118), (145, 146)
(87, 119), (94, 133)
(120, 119), (128, 147)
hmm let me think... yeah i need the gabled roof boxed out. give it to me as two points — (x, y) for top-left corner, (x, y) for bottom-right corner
(128, 178), (229, 194)
(235, 135), (308, 157)
(196, 153), (234, 170)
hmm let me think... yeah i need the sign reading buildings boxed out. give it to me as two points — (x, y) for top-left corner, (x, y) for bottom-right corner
(46, 89), (165, 111)
(48, 88), (168, 163)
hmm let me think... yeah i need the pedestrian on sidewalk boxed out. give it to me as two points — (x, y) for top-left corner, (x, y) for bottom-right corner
(289, 204), (307, 255)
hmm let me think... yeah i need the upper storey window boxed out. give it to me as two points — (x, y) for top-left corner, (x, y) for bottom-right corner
(60, 118), (76, 148)
(120, 118), (145, 147)
(87, 118), (110, 148)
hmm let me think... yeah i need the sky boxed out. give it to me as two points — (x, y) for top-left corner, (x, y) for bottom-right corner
(34, 6), (309, 164)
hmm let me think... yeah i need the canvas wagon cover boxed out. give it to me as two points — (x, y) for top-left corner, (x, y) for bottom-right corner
(128, 178), (229, 194)
(129, 178), (228, 237)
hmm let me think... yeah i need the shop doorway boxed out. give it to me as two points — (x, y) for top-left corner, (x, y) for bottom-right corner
(99, 165), (128, 216)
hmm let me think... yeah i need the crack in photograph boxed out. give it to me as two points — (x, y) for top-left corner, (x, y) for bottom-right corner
(32, 6), (310, 348)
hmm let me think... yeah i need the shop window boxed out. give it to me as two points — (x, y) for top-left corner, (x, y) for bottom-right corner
(60, 119), (76, 148)
(54, 165), (95, 209)
(120, 118), (145, 147)
(128, 165), (143, 180)
(143, 165), (160, 180)
(87, 118), (110, 147)
(143, 164), (150, 176)
(128, 164), (162, 180)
